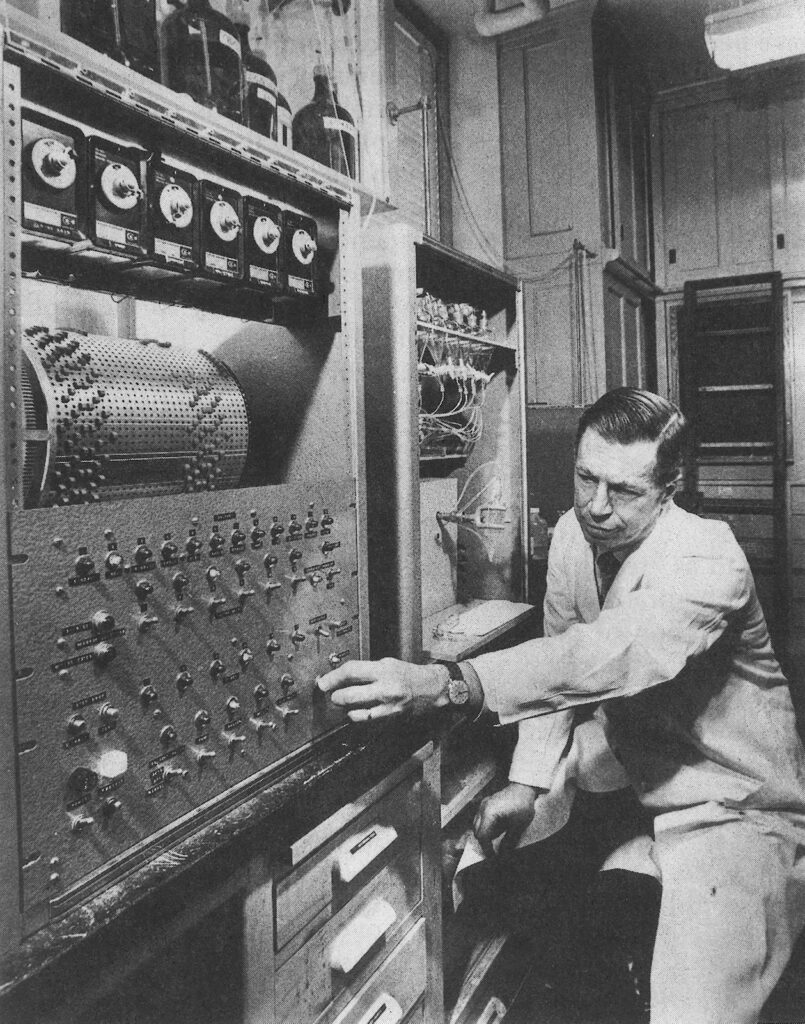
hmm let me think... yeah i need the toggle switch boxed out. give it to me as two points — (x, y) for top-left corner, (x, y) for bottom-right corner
(160, 724), (178, 745)
(138, 612), (159, 632)
(164, 766), (189, 781)
(176, 670), (194, 694)
(328, 652), (343, 668)
(226, 733), (246, 751)
(101, 797), (122, 818)
(196, 749), (216, 765)
(67, 713), (88, 736)
(174, 605), (196, 621)
(314, 625), (330, 638)
(71, 814), (95, 833)
(98, 702), (120, 727)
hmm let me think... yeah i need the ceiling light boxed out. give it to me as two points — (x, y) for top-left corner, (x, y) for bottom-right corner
(705, 0), (805, 70)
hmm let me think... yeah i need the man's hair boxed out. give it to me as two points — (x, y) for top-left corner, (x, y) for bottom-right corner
(575, 387), (687, 488)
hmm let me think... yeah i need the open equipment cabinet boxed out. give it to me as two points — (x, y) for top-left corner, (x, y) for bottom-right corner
(361, 216), (534, 1023)
(678, 272), (788, 643)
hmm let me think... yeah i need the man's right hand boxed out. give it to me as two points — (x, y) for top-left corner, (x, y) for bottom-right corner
(473, 782), (540, 859)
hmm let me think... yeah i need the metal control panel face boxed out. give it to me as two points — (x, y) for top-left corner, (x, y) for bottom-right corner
(13, 480), (358, 924)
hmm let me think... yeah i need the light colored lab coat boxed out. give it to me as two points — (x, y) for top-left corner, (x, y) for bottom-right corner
(470, 502), (805, 820)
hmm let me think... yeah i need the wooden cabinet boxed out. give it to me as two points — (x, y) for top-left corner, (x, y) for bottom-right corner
(654, 81), (805, 289)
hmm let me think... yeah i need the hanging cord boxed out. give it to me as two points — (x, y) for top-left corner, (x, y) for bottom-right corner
(432, 96), (504, 266)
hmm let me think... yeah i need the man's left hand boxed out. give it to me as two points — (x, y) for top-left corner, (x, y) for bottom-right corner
(317, 658), (448, 721)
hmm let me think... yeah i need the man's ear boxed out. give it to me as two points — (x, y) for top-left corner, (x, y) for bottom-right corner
(661, 472), (681, 503)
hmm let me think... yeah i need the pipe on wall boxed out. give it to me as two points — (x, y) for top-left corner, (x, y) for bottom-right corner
(474, 0), (549, 37)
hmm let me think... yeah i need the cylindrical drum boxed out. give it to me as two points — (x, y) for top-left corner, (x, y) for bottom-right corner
(21, 326), (250, 507)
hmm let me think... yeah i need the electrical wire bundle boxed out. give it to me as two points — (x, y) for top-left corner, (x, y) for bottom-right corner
(417, 324), (494, 460)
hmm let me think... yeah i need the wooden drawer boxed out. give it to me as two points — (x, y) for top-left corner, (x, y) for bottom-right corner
(329, 917), (427, 1024)
(274, 851), (423, 1024)
(275, 773), (423, 955)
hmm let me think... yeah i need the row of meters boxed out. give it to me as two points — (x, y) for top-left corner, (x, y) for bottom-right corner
(21, 105), (321, 299)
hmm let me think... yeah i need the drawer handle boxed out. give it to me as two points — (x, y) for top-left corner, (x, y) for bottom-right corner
(327, 898), (397, 974)
(335, 823), (398, 883)
(353, 993), (403, 1024)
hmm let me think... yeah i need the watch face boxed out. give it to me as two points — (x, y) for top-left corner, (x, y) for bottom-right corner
(448, 677), (470, 705)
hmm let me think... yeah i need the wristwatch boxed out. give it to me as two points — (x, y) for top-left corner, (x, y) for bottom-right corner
(437, 660), (470, 707)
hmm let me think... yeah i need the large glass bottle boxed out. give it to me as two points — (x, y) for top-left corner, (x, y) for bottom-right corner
(291, 62), (357, 179)
(62, 0), (160, 81)
(236, 23), (278, 141)
(160, 0), (244, 124)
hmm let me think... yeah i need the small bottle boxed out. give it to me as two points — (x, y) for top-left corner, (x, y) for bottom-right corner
(292, 59), (357, 178)
(160, 0), (244, 124)
(236, 23), (278, 141)
(276, 91), (293, 149)
(529, 507), (550, 562)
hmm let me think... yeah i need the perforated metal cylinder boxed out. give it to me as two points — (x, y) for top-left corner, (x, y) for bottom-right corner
(21, 327), (250, 507)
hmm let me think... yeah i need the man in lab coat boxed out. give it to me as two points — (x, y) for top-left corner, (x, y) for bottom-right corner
(319, 387), (805, 1024)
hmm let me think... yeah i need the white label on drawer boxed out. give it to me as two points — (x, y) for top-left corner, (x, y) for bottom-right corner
(355, 994), (403, 1024)
(334, 823), (397, 883)
(96, 221), (128, 244)
(327, 898), (397, 974)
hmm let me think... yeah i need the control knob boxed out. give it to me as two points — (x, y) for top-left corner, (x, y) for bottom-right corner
(194, 709), (212, 732)
(225, 696), (241, 717)
(135, 579), (154, 600)
(92, 641), (117, 666)
(74, 553), (96, 577)
(234, 558), (251, 580)
(102, 797), (122, 818)
(328, 652), (343, 668)
(67, 766), (97, 794)
(266, 637), (281, 655)
(140, 684), (159, 705)
(176, 670), (194, 694)
(251, 526), (266, 544)
(105, 551), (125, 572)
(238, 648), (254, 669)
(161, 540), (179, 561)
(269, 522), (284, 540)
(91, 610), (116, 635)
(185, 536), (203, 556)
(209, 533), (225, 555)
(209, 658), (225, 680)
(254, 683), (269, 705)
(133, 543), (153, 565)
(230, 528), (246, 548)
(172, 571), (190, 596)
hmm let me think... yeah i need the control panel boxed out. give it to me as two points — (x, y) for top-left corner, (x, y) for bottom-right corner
(3, 23), (366, 948)
(13, 479), (358, 924)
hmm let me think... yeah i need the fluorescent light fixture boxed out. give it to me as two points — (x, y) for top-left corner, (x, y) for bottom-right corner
(705, 0), (805, 70)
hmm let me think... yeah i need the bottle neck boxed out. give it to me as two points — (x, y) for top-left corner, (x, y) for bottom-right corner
(313, 73), (335, 105)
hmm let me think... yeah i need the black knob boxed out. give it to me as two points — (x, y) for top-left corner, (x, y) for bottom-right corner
(288, 520), (303, 536)
(225, 696), (241, 716)
(209, 658), (225, 679)
(266, 636), (281, 654)
(133, 543), (153, 565)
(263, 553), (278, 570)
(194, 709), (212, 731)
(140, 684), (159, 705)
(172, 571), (190, 596)
(230, 529), (246, 547)
(251, 527), (266, 544)
(74, 553), (95, 576)
(161, 540), (179, 560)
(254, 683), (269, 704)
(105, 551), (124, 572)
(289, 548), (303, 562)
(93, 641), (117, 666)
(176, 670), (194, 693)
(185, 536), (203, 556)
(91, 610), (116, 634)
(269, 522), (284, 539)
(67, 766), (98, 794)
(135, 579), (154, 600)
(234, 558), (251, 579)
(209, 534), (225, 554)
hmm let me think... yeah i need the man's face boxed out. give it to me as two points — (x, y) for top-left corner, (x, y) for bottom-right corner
(573, 428), (674, 554)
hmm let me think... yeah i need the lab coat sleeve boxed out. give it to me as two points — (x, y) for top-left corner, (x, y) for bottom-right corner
(508, 712), (574, 789)
(469, 540), (751, 725)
